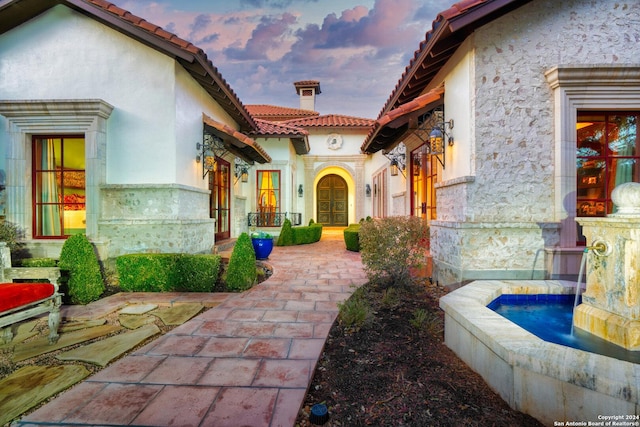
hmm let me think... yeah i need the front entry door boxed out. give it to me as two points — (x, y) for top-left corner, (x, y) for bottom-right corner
(317, 174), (348, 226)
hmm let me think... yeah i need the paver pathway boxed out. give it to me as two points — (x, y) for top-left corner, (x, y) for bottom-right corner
(17, 230), (366, 427)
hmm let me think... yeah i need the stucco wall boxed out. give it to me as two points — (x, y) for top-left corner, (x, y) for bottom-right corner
(0, 5), (249, 257)
(432, 0), (640, 284)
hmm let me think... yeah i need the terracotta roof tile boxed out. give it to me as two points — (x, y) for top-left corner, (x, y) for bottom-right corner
(361, 87), (444, 153)
(251, 119), (308, 137)
(246, 104), (319, 121)
(294, 80), (322, 94)
(203, 114), (271, 163)
(283, 114), (375, 128)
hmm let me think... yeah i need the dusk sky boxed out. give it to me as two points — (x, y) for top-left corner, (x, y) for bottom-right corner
(119, 0), (453, 119)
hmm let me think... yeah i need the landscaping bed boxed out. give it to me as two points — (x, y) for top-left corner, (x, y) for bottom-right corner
(296, 280), (543, 427)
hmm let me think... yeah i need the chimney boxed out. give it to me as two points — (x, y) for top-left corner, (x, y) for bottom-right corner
(294, 80), (321, 111)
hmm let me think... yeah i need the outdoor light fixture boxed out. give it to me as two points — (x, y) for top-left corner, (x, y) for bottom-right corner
(234, 158), (250, 183)
(298, 184), (303, 197)
(383, 143), (406, 177)
(197, 131), (226, 179)
(428, 111), (453, 169)
(365, 184), (371, 197)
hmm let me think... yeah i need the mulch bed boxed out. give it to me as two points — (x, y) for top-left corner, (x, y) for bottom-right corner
(296, 280), (544, 427)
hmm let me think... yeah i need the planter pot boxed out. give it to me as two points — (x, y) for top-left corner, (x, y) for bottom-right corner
(252, 237), (274, 260)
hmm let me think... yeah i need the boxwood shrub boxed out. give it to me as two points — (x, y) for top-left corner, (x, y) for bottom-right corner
(21, 257), (57, 267)
(224, 232), (256, 292)
(277, 219), (323, 246)
(116, 253), (221, 292)
(276, 218), (294, 246)
(58, 234), (105, 304)
(343, 223), (361, 252)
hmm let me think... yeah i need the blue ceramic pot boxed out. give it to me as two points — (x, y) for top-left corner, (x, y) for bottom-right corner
(252, 237), (273, 260)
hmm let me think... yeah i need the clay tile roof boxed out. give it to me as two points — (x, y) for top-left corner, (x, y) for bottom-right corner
(203, 114), (271, 164)
(283, 114), (376, 128)
(361, 87), (444, 154)
(0, 0), (257, 131)
(293, 80), (322, 94)
(251, 119), (308, 137)
(377, 0), (529, 120)
(250, 119), (310, 154)
(246, 105), (320, 121)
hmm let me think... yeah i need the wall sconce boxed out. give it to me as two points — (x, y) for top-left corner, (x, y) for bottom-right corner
(197, 132), (226, 179)
(365, 184), (371, 197)
(234, 158), (250, 183)
(429, 113), (453, 169)
(298, 184), (303, 197)
(382, 142), (406, 177)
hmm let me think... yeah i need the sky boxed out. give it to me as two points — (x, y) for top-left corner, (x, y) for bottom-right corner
(119, 0), (453, 119)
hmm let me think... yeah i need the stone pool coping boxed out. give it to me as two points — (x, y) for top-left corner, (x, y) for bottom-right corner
(439, 280), (640, 425)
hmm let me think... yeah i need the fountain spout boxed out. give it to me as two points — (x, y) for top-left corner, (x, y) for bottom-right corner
(584, 240), (610, 257)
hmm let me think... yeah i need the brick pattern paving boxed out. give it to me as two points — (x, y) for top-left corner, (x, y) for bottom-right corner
(18, 233), (366, 427)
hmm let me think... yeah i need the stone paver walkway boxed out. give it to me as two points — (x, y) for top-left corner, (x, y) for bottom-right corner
(17, 230), (366, 427)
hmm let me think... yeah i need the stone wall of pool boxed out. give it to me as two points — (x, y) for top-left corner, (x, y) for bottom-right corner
(439, 280), (640, 425)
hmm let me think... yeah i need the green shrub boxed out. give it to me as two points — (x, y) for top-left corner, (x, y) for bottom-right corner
(279, 222), (323, 246)
(291, 223), (323, 244)
(224, 232), (257, 292)
(58, 234), (104, 304)
(359, 216), (429, 288)
(21, 258), (57, 267)
(172, 254), (221, 292)
(116, 254), (174, 292)
(277, 218), (294, 246)
(343, 223), (361, 252)
(116, 253), (221, 292)
(0, 219), (23, 252)
(337, 286), (372, 330)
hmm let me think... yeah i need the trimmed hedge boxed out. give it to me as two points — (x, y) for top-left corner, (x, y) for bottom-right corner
(224, 232), (257, 292)
(343, 223), (361, 252)
(58, 234), (105, 304)
(276, 218), (294, 246)
(291, 223), (323, 244)
(116, 253), (221, 292)
(21, 257), (57, 267)
(277, 218), (323, 246)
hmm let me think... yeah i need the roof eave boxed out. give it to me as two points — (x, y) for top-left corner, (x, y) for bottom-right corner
(0, 0), (257, 132)
(378, 0), (532, 118)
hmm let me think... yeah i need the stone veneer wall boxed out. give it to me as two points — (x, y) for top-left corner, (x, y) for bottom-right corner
(98, 184), (214, 258)
(431, 0), (638, 285)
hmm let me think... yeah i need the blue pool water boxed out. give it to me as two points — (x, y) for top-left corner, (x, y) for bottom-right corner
(488, 294), (640, 364)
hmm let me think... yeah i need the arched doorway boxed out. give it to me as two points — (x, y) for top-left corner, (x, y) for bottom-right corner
(317, 174), (348, 226)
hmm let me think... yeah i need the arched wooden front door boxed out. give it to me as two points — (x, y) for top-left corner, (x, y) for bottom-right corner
(316, 174), (348, 226)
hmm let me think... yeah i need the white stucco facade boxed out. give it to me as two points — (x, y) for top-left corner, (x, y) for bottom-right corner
(0, 5), (252, 259)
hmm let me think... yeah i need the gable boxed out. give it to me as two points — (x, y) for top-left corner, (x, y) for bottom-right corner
(0, 0), (257, 131)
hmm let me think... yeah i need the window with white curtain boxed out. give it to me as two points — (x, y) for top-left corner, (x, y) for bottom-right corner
(33, 136), (85, 238)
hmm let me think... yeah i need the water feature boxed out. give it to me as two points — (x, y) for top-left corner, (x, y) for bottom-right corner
(489, 294), (640, 363)
(439, 182), (640, 424)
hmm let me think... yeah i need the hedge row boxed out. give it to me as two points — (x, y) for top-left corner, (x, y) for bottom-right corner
(277, 219), (323, 246)
(343, 223), (361, 252)
(116, 253), (221, 292)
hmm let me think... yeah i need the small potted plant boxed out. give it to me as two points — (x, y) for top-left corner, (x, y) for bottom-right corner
(251, 231), (274, 260)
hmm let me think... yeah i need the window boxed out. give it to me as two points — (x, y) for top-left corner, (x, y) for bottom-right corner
(32, 136), (85, 238)
(577, 112), (639, 242)
(256, 170), (280, 226)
